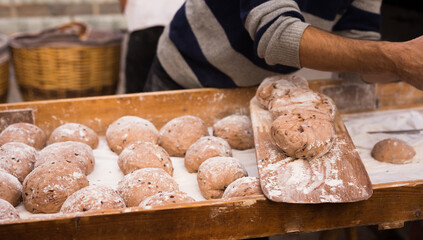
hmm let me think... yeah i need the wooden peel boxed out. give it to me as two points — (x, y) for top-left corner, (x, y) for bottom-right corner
(250, 97), (372, 203)
(0, 108), (34, 132)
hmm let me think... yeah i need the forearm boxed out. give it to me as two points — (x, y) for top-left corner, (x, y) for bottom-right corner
(299, 26), (396, 75)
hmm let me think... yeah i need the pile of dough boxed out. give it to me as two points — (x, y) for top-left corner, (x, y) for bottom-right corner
(139, 191), (195, 209)
(117, 168), (179, 207)
(371, 138), (416, 164)
(60, 185), (126, 213)
(0, 142), (38, 182)
(0, 170), (22, 206)
(159, 115), (209, 157)
(256, 75), (336, 159)
(22, 161), (89, 213)
(197, 157), (248, 199)
(35, 141), (95, 175)
(222, 177), (263, 199)
(213, 115), (254, 150)
(0, 123), (46, 150)
(0, 199), (20, 221)
(48, 123), (99, 149)
(106, 116), (159, 154)
(184, 136), (232, 173)
(118, 141), (173, 176)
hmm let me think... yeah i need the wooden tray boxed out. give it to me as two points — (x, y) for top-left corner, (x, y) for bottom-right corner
(250, 97), (373, 203)
(1, 85), (423, 239)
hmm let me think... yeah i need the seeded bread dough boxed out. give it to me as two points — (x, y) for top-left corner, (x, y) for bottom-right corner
(159, 115), (209, 157)
(184, 136), (232, 173)
(255, 75), (309, 109)
(271, 109), (335, 159)
(0, 169), (22, 206)
(106, 116), (159, 154)
(371, 138), (416, 164)
(268, 89), (336, 120)
(118, 141), (173, 176)
(222, 177), (262, 199)
(213, 115), (254, 150)
(0, 199), (20, 222)
(197, 157), (248, 199)
(35, 141), (95, 175)
(0, 123), (46, 150)
(117, 168), (179, 207)
(48, 123), (99, 149)
(60, 185), (126, 213)
(0, 142), (38, 182)
(139, 191), (195, 209)
(23, 161), (89, 213)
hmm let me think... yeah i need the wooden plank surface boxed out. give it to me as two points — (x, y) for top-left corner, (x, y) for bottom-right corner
(250, 98), (372, 203)
(1, 86), (423, 239)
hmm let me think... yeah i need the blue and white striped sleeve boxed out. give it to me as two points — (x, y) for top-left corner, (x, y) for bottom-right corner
(241, 0), (310, 68)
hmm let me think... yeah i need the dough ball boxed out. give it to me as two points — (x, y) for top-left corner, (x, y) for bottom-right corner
(0, 142), (38, 182)
(268, 89), (336, 120)
(139, 191), (195, 209)
(184, 136), (232, 173)
(222, 177), (263, 199)
(0, 169), (22, 206)
(60, 185), (126, 213)
(271, 110), (335, 159)
(117, 168), (179, 207)
(0, 199), (20, 222)
(48, 123), (99, 149)
(371, 138), (416, 164)
(35, 141), (95, 175)
(256, 74), (309, 108)
(0, 123), (46, 150)
(106, 116), (159, 154)
(118, 141), (173, 176)
(159, 115), (209, 157)
(23, 161), (89, 213)
(213, 115), (254, 150)
(197, 157), (248, 199)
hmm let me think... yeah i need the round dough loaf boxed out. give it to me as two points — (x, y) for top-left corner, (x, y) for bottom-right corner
(371, 138), (416, 164)
(0, 142), (38, 182)
(106, 116), (159, 154)
(256, 74), (309, 109)
(271, 109), (335, 159)
(268, 89), (336, 120)
(118, 141), (173, 176)
(35, 141), (95, 175)
(159, 115), (209, 157)
(117, 168), (179, 207)
(197, 157), (248, 199)
(0, 199), (20, 222)
(60, 185), (126, 213)
(48, 123), (99, 149)
(0, 170), (22, 206)
(139, 191), (195, 209)
(0, 123), (46, 150)
(213, 115), (254, 150)
(184, 136), (232, 173)
(22, 161), (89, 213)
(222, 177), (262, 199)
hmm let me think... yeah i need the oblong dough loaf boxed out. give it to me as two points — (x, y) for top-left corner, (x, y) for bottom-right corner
(371, 138), (415, 164)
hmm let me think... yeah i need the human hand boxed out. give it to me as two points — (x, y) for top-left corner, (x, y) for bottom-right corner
(388, 36), (423, 90)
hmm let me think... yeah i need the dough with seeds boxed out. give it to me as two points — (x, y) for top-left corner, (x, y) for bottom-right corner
(0, 142), (38, 182)
(0, 170), (22, 206)
(48, 123), (99, 149)
(0, 123), (46, 150)
(222, 177), (263, 199)
(213, 115), (254, 150)
(139, 191), (195, 209)
(0, 199), (20, 222)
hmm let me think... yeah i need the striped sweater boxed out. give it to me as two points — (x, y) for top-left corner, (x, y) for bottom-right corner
(157, 0), (382, 88)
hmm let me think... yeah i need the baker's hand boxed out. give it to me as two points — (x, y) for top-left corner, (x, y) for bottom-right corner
(389, 36), (423, 90)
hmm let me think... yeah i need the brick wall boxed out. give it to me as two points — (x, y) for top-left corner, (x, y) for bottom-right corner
(0, 0), (126, 34)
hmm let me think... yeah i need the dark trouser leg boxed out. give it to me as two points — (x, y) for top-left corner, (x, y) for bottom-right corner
(144, 55), (184, 92)
(125, 26), (164, 93)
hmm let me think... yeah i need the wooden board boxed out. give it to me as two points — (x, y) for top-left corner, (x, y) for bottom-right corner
(250, 97), (373, 203)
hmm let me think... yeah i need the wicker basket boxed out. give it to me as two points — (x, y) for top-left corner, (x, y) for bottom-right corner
(0, 34), (8, 103)
(10, 22), (122, 101)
